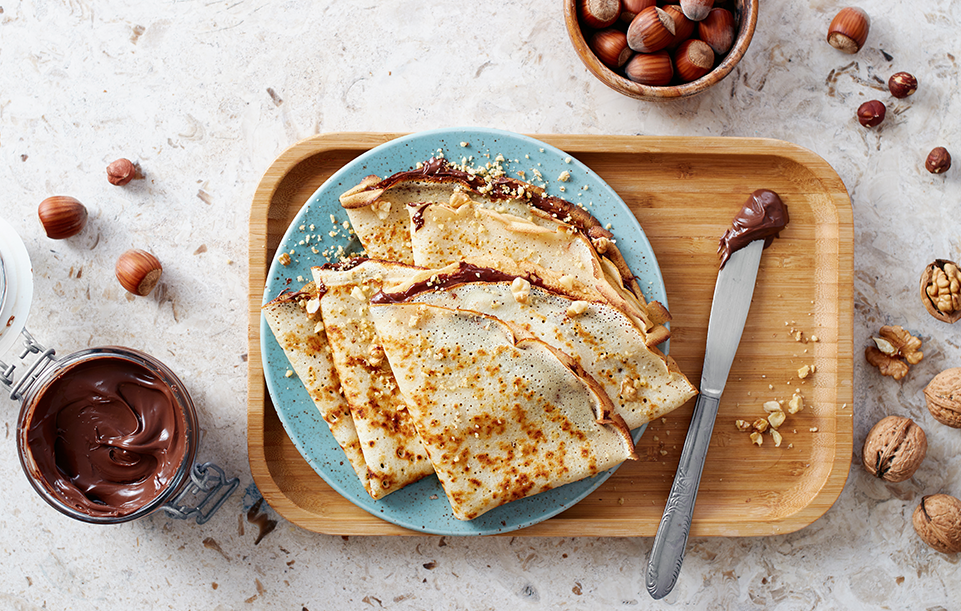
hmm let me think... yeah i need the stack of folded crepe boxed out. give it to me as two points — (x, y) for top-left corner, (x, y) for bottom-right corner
(263, 156), (697, 520)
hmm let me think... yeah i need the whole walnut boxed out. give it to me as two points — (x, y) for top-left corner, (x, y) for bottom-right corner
(861, 415), (927, 482)
(913, 494), (961, 554)
(924, 368), (961, 428)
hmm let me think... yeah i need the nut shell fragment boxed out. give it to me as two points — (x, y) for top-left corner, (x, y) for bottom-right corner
(861, 415), (926, 483)
(923, 368), (961, 428)
(913, 494), (961, 554)
(920, 259), (961, 323)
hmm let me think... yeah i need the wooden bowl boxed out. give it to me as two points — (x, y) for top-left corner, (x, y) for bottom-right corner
(564, 0), (759, 100)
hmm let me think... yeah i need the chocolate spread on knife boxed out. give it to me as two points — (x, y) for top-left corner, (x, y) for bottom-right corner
(717, 189), (789, 269)
(24, 357), (188, 518)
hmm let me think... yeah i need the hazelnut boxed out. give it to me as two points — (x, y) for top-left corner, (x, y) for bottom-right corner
(627, 6), (676, 53)
(920, 259), (961, 323)
(116, 249), (163, 296)
(697, 8), (736, 56)
(913, 494), (961, 554)
(579, 0), (621, 29)
(624, 50), (673, 86)
(38, 195), (88, 240)
(661, 5), (695, 50)
(673, 39), (714, 82)
(923, 368), (961, 427)
(888, 72), (918, 98)
(827, 7), (870, 54)
(857, 100), (886, 127)
(620, 0), (655, 23)
(861, 415), (927, 483)
(590, 29), (632, 69)
(679, 0), (712, 22)
(106, 158), (142, 186)
(925, 146), (951, 174)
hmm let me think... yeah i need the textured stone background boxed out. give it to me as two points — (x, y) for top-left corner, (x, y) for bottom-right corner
(1, 0), (959, 609)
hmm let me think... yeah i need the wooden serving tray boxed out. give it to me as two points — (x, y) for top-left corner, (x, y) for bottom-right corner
(248, 133), (854, 536)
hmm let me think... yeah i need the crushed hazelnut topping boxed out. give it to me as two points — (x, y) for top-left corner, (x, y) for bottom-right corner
(750, 432), (763, 446)
(278, 252), (291, 266)
(567, 300), (589, 317)
(510, 277), (531, 304)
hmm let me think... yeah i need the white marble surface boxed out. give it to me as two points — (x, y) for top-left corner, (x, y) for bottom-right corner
(1, 0), (960, 609)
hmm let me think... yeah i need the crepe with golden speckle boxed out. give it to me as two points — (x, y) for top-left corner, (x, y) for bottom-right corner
(312, 260), (433, 499)
(261, 286), (371, 495)
(383, 263), (697, 430)
(368, 301), (636, 521)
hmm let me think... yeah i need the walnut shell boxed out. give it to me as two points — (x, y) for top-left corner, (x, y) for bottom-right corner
(924, 368), (961, 428)
(920, 259), (961, 324)
(913, 494), (961, 554)
(861, 415), (927, 482)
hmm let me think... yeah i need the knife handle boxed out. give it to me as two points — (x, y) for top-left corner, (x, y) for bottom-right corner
(645, 392), (720, 600)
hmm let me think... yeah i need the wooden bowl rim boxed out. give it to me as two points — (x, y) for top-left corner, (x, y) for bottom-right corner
(565, 0), (759, 100)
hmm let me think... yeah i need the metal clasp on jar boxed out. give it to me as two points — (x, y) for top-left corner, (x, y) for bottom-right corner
(162, 462), (240, 524)
(0, 329), (57, 402)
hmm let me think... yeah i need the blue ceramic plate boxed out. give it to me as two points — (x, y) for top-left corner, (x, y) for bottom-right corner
(261, 127), (668, 535)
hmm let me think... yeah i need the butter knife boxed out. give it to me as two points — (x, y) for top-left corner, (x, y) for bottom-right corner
(646, 239), (765, 600)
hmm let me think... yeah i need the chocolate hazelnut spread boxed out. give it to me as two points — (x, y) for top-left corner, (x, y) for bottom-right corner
(23, 357), (188, 518)
(717, 189), (790, 269)
(370, 262), (541, 304)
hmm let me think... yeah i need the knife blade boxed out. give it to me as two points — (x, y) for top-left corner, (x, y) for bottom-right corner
(646, 239), (765, 600)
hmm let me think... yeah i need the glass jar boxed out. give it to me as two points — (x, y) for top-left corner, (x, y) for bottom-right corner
(1, 217), (237, 524)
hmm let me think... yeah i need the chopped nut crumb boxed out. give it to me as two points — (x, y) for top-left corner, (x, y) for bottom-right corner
(786, 393), (804, 414)
(566, 300), (589, 317)
(510, 277), (531, 304)
(278, 252), (291, 266)
(771, 429), (783, 447)
(750, 432), (763, 446)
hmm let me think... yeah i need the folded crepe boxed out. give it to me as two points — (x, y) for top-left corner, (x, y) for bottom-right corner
(339, 157), (647, 297)
(312, 259), (434, 499)
(408, 201), (672, 347)
(261, 285), (371, 494)
(379, 263), (697, 430)
(368, 301), (637, 520)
